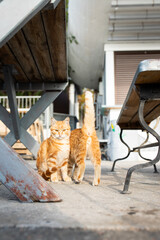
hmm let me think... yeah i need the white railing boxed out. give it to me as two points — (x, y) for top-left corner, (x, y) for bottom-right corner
(0, 95), (53, 139)
(0, 96), (40, 118)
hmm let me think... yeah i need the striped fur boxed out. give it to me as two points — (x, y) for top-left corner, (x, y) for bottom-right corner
(68, 91), (101, 186)
(36, 117), (71, 182)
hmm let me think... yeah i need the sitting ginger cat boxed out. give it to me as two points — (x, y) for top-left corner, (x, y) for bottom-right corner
(36, 117), (71, 182)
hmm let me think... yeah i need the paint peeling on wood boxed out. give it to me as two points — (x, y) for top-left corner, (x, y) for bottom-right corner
(0, 137), (61, 202)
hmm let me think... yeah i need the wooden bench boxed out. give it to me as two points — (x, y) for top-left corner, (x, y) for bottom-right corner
(0, 0), (67, 158)
(0, 0), (66, 202)
(111, 59), (160, 194)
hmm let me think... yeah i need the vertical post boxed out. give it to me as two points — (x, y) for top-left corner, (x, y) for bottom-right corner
(69, 83), (75, 115)
(3, 65), (20, 140)
(105, 51), (115, 106)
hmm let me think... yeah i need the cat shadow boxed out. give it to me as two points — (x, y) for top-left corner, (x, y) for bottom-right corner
(82, 178), (93, 186)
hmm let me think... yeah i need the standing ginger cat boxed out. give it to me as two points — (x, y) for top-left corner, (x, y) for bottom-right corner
(36, 117), (71, 182)
(68, 91), (101, 186)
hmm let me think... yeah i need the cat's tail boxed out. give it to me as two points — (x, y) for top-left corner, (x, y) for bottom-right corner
(83, 91), (95, 134)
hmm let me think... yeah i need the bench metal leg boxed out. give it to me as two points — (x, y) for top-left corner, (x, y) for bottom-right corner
(138, 151), (159, 173)
(122, 100), (160, 194)
(137, 132), (158, 173)
(111, 129), (131, 172)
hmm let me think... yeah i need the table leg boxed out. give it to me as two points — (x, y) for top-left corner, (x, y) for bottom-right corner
(122, 100), (160, 194)
(111, 129), (131, 172)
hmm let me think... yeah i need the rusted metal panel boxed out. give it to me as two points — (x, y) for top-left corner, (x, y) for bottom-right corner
(0, 137), (61, 202)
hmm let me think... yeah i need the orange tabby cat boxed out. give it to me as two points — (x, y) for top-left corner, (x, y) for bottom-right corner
(68, 91), (101, 186)
(36, 117), (71, 182)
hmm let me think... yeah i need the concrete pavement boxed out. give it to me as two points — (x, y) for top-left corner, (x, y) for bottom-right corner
(0, 159), (160, 239)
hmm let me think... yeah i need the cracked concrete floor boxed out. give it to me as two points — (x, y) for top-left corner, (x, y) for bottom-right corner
(0, 159), (160, 239)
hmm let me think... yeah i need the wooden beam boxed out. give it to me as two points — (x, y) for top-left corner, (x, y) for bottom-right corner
(0, 81), (68, 91)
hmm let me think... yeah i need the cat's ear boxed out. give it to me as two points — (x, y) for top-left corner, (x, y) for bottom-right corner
(64, 117), (70, 125)
(51, 117), (57, 126)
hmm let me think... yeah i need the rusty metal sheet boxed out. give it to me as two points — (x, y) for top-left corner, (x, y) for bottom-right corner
(0, 137), (61, 202)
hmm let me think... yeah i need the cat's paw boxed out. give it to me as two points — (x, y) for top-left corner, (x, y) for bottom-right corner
(50, 176), (59, 182)
(57, 175), (63, 181)
(72, 176), (78, 182)
(63, 176), (72, 182)
(51, 179), (59, 183)
(92, 178), (100, 186)
(75, 180), (82, 184)
(68, 172), (72, 178)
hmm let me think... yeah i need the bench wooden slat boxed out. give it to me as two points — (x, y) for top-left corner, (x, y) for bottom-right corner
(42, 0), (67, 82)
(117, 59), (160, 129)
(0, 0), (67, 85)
(7, 30), (41, 82)
(22, 12), (55, 82)
(0, 45), (29, 82)
(136, 70), (160, 85)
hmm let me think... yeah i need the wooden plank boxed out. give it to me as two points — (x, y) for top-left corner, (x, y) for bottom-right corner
(117, 88), (139, 126)
(117, 123), (143, 130)
(0, 45), (28, 82)
(42, 0), (67, 82)
(119, 98), (160, 129)
(22, 12), (55, 81)
(117, 60), (160, 129)
(0, 0), (67, 84)
(144, 101), (160, 123)
(136, 71), (160, 85)
(8, 30), (41, 82)
(12, 141), (32, 155)
(0, 0), (50, 48)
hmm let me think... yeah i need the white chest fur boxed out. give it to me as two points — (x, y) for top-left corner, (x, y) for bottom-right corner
(57, 143), (70, 166)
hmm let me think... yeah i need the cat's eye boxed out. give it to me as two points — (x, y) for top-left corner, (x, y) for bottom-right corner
(63, 129), (69, 131)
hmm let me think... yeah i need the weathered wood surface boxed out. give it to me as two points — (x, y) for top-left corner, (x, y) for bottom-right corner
(42, 0), (67, 82)
(22, 13), (55, 81)
(117, 59), (160, 129)
(0, 45), (28, 82)
(0, 0), (50, 48)
(0, 0), (67, 85)
(7, 30), (41, 82)
(0, 137), (61, 202)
